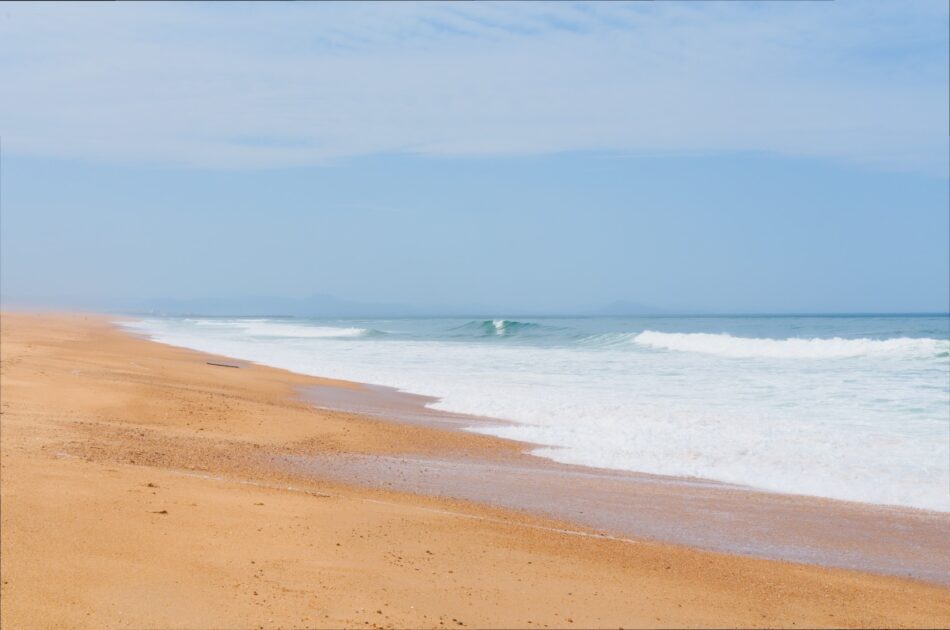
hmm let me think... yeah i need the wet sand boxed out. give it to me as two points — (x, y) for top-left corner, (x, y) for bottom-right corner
(2, 312), (949, 628)
(299, 385), (950, 584)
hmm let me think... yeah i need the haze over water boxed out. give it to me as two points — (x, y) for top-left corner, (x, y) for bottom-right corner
(126, 314), (950, 512)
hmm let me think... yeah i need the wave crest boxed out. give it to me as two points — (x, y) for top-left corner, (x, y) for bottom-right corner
(632, 331), (949, 359)
(452, 319), (541, 336)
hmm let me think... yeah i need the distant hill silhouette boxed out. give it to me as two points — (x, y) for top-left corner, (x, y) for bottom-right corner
(3, 292), (678, 318)
(0, 293), (435, 318)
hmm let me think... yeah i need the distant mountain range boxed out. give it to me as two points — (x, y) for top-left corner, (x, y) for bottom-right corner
(0, 293), (434, 317)
(1, 293), (668, 318)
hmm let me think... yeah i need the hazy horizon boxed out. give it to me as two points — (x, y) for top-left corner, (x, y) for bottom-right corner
(3, 292), (948, 319)
(2, 2), (948, 314)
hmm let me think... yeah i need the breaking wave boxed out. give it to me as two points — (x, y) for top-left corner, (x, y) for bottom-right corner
(632, 330), (949, 359)
(453, 319), (542, 336)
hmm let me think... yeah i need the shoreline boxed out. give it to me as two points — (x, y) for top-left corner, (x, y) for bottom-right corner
(121, 314), (950, 515)
(126, 318), (950, 582)
(2, 312), (949, 628)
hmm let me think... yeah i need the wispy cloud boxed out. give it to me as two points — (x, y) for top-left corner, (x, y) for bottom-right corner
(1, 1), (947, 174)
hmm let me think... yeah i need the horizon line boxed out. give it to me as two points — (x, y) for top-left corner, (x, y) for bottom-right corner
(2, 305), (948, 320)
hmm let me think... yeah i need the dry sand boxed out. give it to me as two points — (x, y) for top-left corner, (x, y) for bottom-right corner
(1, 312), (948, 629)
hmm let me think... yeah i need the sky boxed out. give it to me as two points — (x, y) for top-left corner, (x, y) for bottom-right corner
(1, 1), (948, 314)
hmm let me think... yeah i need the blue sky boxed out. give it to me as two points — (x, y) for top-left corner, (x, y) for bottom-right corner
(1, 1), (948, 314)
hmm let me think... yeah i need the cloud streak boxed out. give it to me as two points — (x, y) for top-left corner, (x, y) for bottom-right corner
(1, 1), (947, 174)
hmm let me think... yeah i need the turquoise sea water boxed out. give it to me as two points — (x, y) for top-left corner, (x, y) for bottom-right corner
(124, 314), (950, 511)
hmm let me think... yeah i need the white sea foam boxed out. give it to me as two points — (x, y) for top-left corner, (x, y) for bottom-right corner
(238, 321), (369, 338)
(132, 319), (369, 339)
(633, 330), (948, 359)
(119, 316), (950, 512)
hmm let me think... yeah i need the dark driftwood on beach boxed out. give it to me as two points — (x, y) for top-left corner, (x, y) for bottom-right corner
(206, 361), (240, 369)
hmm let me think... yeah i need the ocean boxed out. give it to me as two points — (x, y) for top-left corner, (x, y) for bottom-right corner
(122, 314), (950, 512)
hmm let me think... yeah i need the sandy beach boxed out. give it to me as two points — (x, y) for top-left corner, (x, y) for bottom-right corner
(2, 312), (949, 629)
